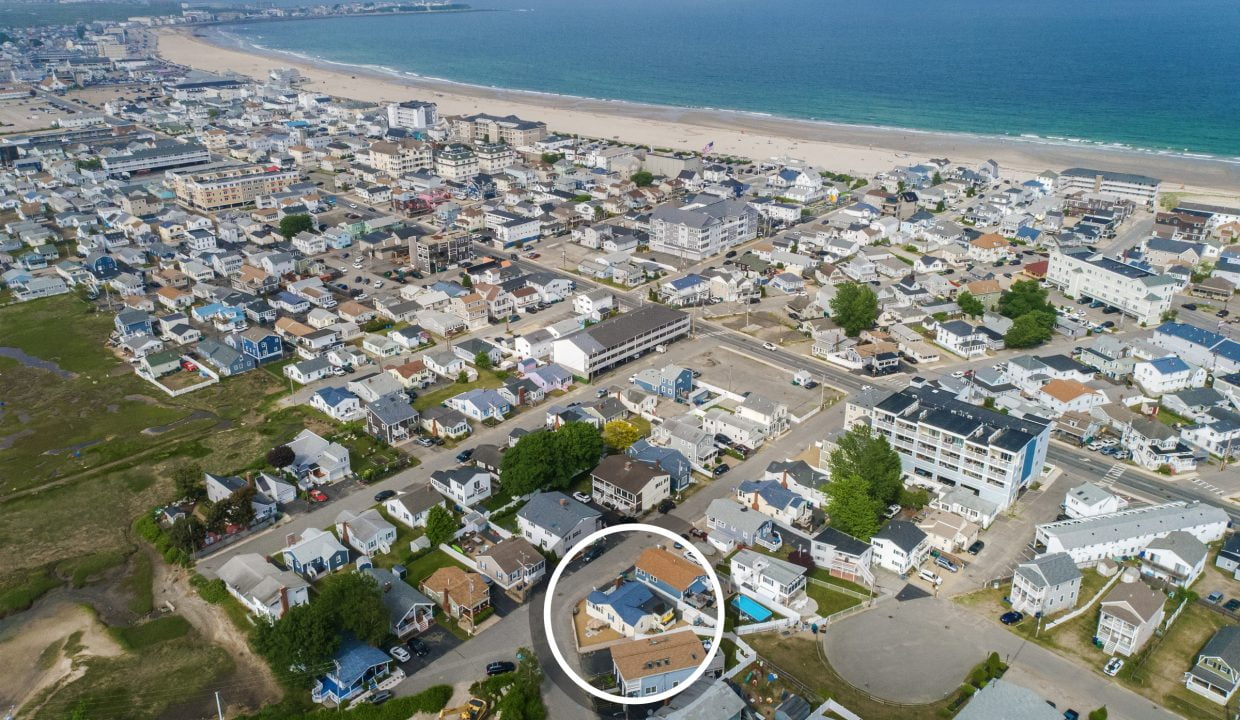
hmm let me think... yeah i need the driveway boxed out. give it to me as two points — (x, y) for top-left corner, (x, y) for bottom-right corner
(823, 597), (1178, 719)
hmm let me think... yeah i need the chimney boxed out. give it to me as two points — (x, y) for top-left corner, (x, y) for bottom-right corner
(278, 585), (289, 615)
(560, 497), (569, 507)
(339, 522), (350, 545)
(246, 472), (255, 489)
(285, 532), (299, 548)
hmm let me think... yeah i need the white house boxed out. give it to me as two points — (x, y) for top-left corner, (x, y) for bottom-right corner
(1140, 531), (1207, 587)
(1097, 581), (1165, 657)
(1133, 356), (1207, 396)
(383, 485), (446, 529)
(217, 553), (310, 623)
(870, 521), (929, 575)
(1063, 482), (1123, 519)
(1009, 552), (1081, 617)
(1034, 502), (1229, 566)
(286, 429), (352, 484)
(430, 466), (492, 507)
(729, 548), (808, 609)
(335, 508), (397, 556)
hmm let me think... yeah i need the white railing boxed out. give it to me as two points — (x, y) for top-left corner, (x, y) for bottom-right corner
(735, 617), (797, 635)
(1044, 571), (1123, 632)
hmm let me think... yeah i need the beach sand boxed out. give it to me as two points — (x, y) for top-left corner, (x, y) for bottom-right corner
(158, 28), (1240, 198)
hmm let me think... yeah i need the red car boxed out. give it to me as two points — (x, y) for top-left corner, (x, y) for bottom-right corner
(180, 360), (198, 372)
(308, 489), (328, 503)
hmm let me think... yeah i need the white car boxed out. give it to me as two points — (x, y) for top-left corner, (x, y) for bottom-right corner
(373, 280), (384, 289)
(951, 370), (966, 379)
(762, 342), (777, 351)
(572, 491), (592, 504)
(1103, 656), (1123, 677)
(390, 646), (411, 663)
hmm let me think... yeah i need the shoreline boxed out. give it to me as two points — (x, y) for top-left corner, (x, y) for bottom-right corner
(158, 27), (1240, 198)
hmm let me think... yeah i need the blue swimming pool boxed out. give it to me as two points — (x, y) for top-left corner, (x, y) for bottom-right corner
(732, 595), (773, 623)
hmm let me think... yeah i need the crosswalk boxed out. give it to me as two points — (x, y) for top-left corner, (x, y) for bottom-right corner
(1099, 464), (1125, 488)
(1191, 477), (1226, 497)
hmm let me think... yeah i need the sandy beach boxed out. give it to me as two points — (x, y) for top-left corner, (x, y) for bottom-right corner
(158, 27), (1240, 198)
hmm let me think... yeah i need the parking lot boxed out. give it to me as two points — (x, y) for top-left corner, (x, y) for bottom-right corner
(0, 96), (65, 132)
(691, 345), (824, 418)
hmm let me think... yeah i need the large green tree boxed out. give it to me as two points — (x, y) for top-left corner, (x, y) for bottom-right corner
(1004, 312), (1055, 348)
(825, 472), (881, 540)
(253, 602), (340, 685)
(602, 420), (641, 450)
(631, 171), (654, 187)
(500, 422), (603, 497)
(171, 462), (204, 501)
(997, 280), (1054, 319)
(278, 213), (313, 240)
(829, 282), (879, 337)
(829, 425), (903, 507)
(316, 572), (389, 646)
(425, 504), (457, 547)
(956, 290), (985, 318)
(556, 422), (604, 478)
(168, 517), (205, 554)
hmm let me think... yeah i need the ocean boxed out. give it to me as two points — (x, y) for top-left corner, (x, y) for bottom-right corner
(222, 0), (1240, 159)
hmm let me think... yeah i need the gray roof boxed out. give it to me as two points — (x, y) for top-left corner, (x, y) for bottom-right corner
(731, 548), (805, 588)
(1196, 627), (1240, 682)
(516, 491), (600, 537)
(563, 304), (687, 353)
(389, 485), (443, 518)
(873, 520), (927, 554)
(1015, 552), (1080, 589)
(707, 498), (773, 537)
(1145, 530), (1208, 568)
(1066, 482), (1114, 508)
(362, 566), (433, 628)
(1100, 581), (1165, 626)
(954, 679), (1061, 720)
(1037, 501), (1228, 552)
(218, 553), (307, 606)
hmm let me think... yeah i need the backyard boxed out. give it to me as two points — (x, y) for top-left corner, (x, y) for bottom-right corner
(412, 369), (506, 412)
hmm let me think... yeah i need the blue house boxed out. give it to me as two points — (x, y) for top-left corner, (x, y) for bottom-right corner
(282, 528), (350, 578)
(274, 291), (311, 314)
(114, 308), (153, 338)
(627, 440), (692, 492)
(84, 251), (118, 277)
(312, 635), (392, 704)
(196, 338), (256, 376)
(19, 252), (49, 270)
(228, 328), (284, 364)
(634, 546), (709, 602)
(632, 364), (693, 402)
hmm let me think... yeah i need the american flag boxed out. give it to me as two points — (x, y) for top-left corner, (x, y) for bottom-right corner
(702, 141), (714, 154)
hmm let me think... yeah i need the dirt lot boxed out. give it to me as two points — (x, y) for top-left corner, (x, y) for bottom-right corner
(0, 96), (61, 133)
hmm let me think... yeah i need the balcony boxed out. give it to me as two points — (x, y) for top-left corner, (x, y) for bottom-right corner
(754, 529), (782, 552)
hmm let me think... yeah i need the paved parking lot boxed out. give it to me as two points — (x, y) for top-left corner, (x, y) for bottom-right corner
(692, 346), (823, 417)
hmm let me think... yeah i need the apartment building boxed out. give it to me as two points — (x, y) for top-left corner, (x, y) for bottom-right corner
(552, 304), (690, 377)
(101, 140), (209, 176)
(649, 195), (757, 261)
(1033, 501), (1229, 566)
(1046, 249), (1177, 325)
(475, 142), (517, 174)
(434, 144), (479, 181)
(170, 165), (299, 211)
(385, 99), (438, 130)
(450, 113), (547, 146)
(409, 233), (471, 273)
(1057, 168), (1161, 208)
(859, 385), (1051, 511)
(367, 139), (433, 176)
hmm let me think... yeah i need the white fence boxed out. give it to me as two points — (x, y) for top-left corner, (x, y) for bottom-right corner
(1044, 571), (1122, 632)
(735, 617), (798, 635)
(438, 543), (478, 570)
(138, 356), (220, 397)
(809, 699), (863, 720)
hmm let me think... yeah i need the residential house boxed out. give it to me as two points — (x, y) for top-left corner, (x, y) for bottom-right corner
(362, 566), (434, 638)
(420, 566), (491, 626)
(635, 546), (710, 603)
(1033, 501), (1228, 566)
(516, 491), (603, 556)
(366, 393), (419, 444)
(287, 429), (352, 484)
(735, 479), (812, 529)
(1009, 552), (1082, 617)
(916, 509), (979, 555)
(704, 498), (782, 552)
(335, 508), (397, 556)
(586, 581), (675, 637)
(311, 637), (392, 705)
(446, 388), (511, 422)
(430, 466), (492, 507)
(281, 528), (350, 579)
(1063, 482), (1123, 519)
(870, 521), (930, 575)
(384, 486), (446, 529)
(1185, 627), (1240, 705)
(1133, 356), (1207, 396)
(474, 537), (546, 600)
(1096, 580), (1166, 657)
(730, 548), (807, 608)
(590, 455), (671, 516)
(310, 386), (365, 422)
(810, 527), (874, 586)
(611, 632), (712, 698)
(1141, 530), (1208, 587)
(217, 553), (310, 623)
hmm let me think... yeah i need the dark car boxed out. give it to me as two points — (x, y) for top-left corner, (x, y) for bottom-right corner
(1225, 599), (1240, 613)
(713, 464), (730, 476)
(581, 544), (605, 563)
(657, 498), (677, 514)
(368, 691), (393, 705)
(373, 489), (396, 502)
(967, 540), (985, 555)
(408, 637), (430, 657)
(1219, 309), (1231, 318)
(456, 449), (474, 463)
(486, 661), (516, 676)
(1063, 711), (1079, 720)
(725, 250), (738, 258)
(1183, 303), (1198, 311)
(1000, 611), (1024, 625)
(1102, 306), (1120, 315)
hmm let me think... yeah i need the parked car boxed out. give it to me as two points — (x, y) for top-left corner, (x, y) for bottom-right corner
(967, 540), (985, 555)
(1000, 611), (1024, 625)
(408, 637), (429, 657)
(374, 489), (396, 502)
(308, 489), (328, 503)
(486, 661), (516, 676)
(368, 691), (393, 705)
(1183, 303), (1198, 311)
(416, 436), (435, 447)
(1219, 309), (1231, 318)
(389, 646), (411, 662)
(1063, 710), (1079, 720)
(572, 491), (592, 504)
(657, 498), (677, 514)
(713, 464), (730, 476)
(883, 504), (901, 519)
(581, 544), (605, 563)
(1224, 598), (1240, 613)
(936, 556), (959, 573)
(1103, 656), (1124, 676)
(1208, 591), (1224, 604)
(456, 449), (474, 463)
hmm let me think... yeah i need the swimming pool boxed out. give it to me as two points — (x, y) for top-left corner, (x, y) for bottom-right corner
(732, 595), (773, 623)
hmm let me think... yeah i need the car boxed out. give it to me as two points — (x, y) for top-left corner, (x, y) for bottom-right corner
(1102, 306), (1120, 315)
(657, 498), (677, 514)
(935, 556), (959, 573)
(486, 661), (516, 676)
(1103, 656), (1124, 676)
(883, 503), (901, 519)
(308, 489), (328, 503)
(408, 637), (429, 657)
(374, 489), (396, 502)
(1000, 611), (1024, 625)
(1225, 599), (1240, 613)
(330, 366), (347, 377)
(416, 436), (435, 447)
(951, 370), (966, 379)
(725, 250), (738, 258)
(389, 646), (411, 662)
(1183, 303), (1198, 311)
(373, 280), (384, 288)
(967, 540), (985, 555)
(572, 491), (592, 504)
(354, 275), (363, 283)
(526, 252), (540, 259)
(1219, 309), (1231, 318)
(762, 342), (777, 351)
(456, 449), (474, 463)
(581, 544), (605, 563)
(1208, 591), (1224, 604)
(368, 690), (393, 705)
(713, 464), (730, 476)
(1063, 710), (1079, 720)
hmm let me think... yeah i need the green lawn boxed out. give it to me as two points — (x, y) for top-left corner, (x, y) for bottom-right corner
(806, 582), (863, 617)
(413, 371), (506, 411)
(110, 614), (192, 651)
(401, 548), (469, 587)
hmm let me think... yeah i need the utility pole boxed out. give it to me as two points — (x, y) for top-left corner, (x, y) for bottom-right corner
(215, 691), (224, 720)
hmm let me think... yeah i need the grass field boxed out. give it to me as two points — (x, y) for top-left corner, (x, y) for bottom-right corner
(413, 371), (505, 411)
(805, 582), (863, 617)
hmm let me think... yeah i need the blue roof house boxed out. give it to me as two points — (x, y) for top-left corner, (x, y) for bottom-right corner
(627, 440), (692, 491)
(585, 581), (674, 637)
(311, 635), (393, 704)
(446, 388), (511, 422)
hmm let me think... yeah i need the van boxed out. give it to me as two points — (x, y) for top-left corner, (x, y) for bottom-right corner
(655, 344), (668, 353)
(936, 556), (959, 573)
(918, 569), (942, 586)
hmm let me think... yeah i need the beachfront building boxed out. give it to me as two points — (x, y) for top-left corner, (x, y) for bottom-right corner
(450, 113), (547, 146)
(1045, 249), (1178, 326)
(1057, 168), (1161, 208)
(385, 99), (438, 130)
(169, 165), (300, 211)
(856, 385), (1051, 512)
(367, 138), (434, 175)
(649, 195), (757, 261)
(101, 140), (209, 176)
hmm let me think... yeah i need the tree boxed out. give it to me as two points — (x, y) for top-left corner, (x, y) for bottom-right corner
(1004, 311), (1054, 348)
(997, 280), (1053, 320)
(460, 274), (473, 288)
(602, 420), (641, 450)
(829, 425), (903, 507)
(227, 486), (257, 527)
(171, 462), (204, 501)
(572, 193), (592, 203)
(204, 501), (231, 533)
(425, 504), (457, 546)
(539, 152), (563, 164)
(253, 602), (340, 686)
(501, 430), (561, 497)
(267, 445), (295, 468)
(316, 572), (389, 646)
(168, 517), (205, 554)
(474, 351), (492, 371)
(825, 472), (880, 540)
(1088, 708), (1108, 720)
(278, 213), (313, 240)
(556, 422), (603, 485)
(956, 290), (985, 318)
(932, 171), (942, 185)
(631, 171), (654, 187)
(456, 370), (470, 384)
(829, 282), (879, 337)
(935, 200), (945, 212)
(593, 205), (604, 222)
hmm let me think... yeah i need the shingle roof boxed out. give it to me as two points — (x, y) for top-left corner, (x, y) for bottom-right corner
(1015, 552), (1080, 589)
